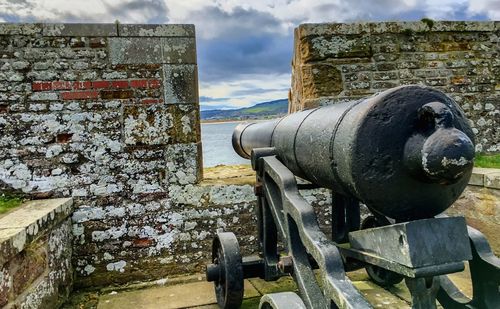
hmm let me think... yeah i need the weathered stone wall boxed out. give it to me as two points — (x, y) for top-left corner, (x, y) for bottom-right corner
(290, 21), (499, 153)
(0, 23), (201, 287)
(447, 168), (500, 256)
(0, 198), (73, 308)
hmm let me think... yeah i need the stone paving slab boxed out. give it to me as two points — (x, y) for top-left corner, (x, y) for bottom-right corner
(97, 280), (258, 309)
(95, 264), (475, 309)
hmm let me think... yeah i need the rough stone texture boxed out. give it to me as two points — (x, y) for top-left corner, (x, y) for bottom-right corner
(0, 199), (73, 308)
(291, 21), (499, 153)
(0, 23), (201, 288)
(447, 184), (500, 256)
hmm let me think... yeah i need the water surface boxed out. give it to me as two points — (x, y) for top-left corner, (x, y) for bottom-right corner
(201, 121), (250, 167)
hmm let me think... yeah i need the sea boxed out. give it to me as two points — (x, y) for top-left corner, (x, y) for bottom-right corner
(201, 121), (251, 167)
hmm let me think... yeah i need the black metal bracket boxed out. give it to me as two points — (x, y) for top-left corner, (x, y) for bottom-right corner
(437, 225), (500, 308)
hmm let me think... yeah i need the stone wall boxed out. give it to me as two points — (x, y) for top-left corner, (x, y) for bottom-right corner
(0, 198), (73, 308)
(290, 21), (499, 153)
(0, 23), (201, 287)
(447, 168), (500, 256)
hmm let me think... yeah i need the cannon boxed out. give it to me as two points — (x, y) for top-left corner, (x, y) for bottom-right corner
(206, 85), (500, 308)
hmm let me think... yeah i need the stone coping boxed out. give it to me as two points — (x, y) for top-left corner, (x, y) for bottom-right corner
(297, 21), (499, 36)
(0, 198), (73, 266)
(0, 23), (195, 37)
(470, 168), (500, 189)
(203, 165), (499, 189)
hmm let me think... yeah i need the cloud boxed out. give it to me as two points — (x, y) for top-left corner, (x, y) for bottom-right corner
(0, 0), (169, 23)
(467, 0), (500, 19)
(199, 96), (230, 102)
(0, 0), (497, 107)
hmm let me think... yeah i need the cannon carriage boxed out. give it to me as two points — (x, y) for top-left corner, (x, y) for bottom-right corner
(206, 85), (500, 309)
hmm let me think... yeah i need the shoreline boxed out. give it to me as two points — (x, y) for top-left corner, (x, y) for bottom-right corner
(201, 118), (278, 125)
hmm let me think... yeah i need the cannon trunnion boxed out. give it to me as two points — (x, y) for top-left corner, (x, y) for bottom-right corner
(207, 86), (500, 309)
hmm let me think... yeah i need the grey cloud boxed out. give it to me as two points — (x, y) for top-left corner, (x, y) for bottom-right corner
(2, 0), (170, 23)
(230, 87), (290, 96)
(191, 5), (284, 39)
(101, 0), (169, 24)
(192, 5), (292, 83)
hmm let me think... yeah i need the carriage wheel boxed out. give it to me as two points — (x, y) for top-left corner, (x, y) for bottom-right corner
(206, 232), (244, 308)
(362, 216), (404, 287)
(259, 292), (306, 309)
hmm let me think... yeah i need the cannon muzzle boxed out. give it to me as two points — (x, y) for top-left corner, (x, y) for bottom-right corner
(232, 85), (475, 220)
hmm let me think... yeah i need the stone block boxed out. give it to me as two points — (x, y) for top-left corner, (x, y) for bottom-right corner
(119, 24), (195, 37)
(123, 104), (173, 145)
(165, 143), (201, 185)
(168, 104), (200, 144)
(109, 37), (162, 65)
(11, 242), (48, 296)
(296, 23), (371, 37)
(300, 63), (343, 99)
(469, 169), (485, 186)
(484, 171), (500, 189)
(161, 37), (197, 64)
(43, 23), (117, 37)
(0, 23), (43, 35)
(163, 64), (198, 104)
(0, 228), (26, 266)
(301, 35), (372, 62)
(0, 267), (10, 307)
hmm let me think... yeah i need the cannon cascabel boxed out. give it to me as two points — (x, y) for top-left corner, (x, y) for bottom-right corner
(232, 85), (475, 221)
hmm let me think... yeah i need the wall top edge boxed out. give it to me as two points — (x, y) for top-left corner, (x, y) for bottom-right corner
(297, 21), (499, 37)
(0, 23), (195, 37)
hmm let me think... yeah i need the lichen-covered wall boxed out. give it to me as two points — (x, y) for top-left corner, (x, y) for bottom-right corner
(0, 198), (73, 308)
(0, 23), (201, 287)
(290, 21), (499, 153)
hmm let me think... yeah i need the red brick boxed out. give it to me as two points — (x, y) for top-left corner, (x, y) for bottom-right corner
(130, 80), (149, 88)
(89, 38), (106, 48)
(56, 133), (73, 143)
(92, 81), (111, 89)
(132, 238), (154, 248)
(52, 81), (73, 90)
(148, 79), (161, 89)
(32, 81), (52, 91)
(61, 91), (99, 100)
(141, 99), (163, 104)
(111, 80), (129, 89)
(100, 90), (133, 99)
(73, 81), (92, 90)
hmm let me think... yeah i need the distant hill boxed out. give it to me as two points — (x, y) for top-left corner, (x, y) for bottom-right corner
(200, 104), (235, 111)
(201, 99), (288, 121)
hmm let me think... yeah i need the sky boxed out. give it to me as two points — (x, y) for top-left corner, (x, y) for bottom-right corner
(0, 0), (498, 109)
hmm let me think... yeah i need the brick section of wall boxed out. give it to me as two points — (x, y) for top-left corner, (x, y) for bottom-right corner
(32, 79), (163, 102)
(290, 21), (499, 153)
(0, 23), (202, 288)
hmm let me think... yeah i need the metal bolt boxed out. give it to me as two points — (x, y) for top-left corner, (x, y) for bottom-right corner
(254, 182), (263, 196)
(206, 263), (220, 282)
(278, 256), (294, 274)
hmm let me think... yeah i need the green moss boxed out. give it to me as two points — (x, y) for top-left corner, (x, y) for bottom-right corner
(241, 297), (261, 309)
(0, 195), (23, 215)
(474, 154), (500, 169)
(421, 18), (435, 30)
(401, 28), (414, 36)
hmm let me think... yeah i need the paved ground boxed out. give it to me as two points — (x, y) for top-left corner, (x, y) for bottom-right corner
(87, 267), (471, 309)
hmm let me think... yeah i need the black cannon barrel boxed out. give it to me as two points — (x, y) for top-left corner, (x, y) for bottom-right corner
(232, 85), (475, 221)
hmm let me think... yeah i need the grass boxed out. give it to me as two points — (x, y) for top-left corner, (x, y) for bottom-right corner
(0, 195), (23, 215)
(474, 154), (500, 169)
